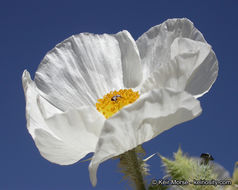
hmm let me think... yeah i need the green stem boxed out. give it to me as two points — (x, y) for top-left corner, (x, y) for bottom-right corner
(119, 148), (146, 190)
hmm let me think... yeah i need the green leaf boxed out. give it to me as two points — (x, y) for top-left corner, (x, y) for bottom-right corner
(160, 148), (218, 190)
(232, 162), (238, 185)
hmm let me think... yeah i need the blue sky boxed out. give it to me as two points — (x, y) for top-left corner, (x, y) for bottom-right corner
(1, 0), (238, 190)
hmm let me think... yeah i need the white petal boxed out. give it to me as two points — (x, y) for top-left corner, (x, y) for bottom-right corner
(34, 129), (90, 165)
(114, 30), (142, 88)
(136, 18), (206, 79)
(35, 31), (142, 111)
(89, 89), (202, 186)
(22, 70), (61, 138)
(37, 94), (63, 119)
(22, 70), (105, 165)
(35, 108), (105, 165)
(141, 38), (218, 97)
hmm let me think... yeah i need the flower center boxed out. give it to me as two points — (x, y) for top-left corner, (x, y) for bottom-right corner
(96, 89), (140, 119)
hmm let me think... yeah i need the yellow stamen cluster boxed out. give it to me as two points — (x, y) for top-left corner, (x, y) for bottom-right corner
(96, 89), (140, 119)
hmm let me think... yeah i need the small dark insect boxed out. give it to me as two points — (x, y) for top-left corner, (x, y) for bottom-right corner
(200, 153), (214, 165)
(111, 95), (121, 101)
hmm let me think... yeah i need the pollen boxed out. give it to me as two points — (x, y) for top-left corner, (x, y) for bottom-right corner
(96, 89), (140, 119)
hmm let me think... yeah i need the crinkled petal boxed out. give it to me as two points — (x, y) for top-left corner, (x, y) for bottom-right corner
(141, 38), (218, 98)
(35, 31), (142, 111)
(34, 129), (90, 165)
(136, 18), (206, 79)
(22, 70), (62, 137)
(114, 30), (142, 88)
(22, 70), (105, 165)
(89, 89), (202, 186)
(35, 108), (105, 165)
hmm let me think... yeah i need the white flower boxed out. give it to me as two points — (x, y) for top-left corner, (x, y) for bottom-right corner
(22, 18), (218, 186)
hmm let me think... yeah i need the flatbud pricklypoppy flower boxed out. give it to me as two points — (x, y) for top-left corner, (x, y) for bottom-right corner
(22, 18), (218, 186)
